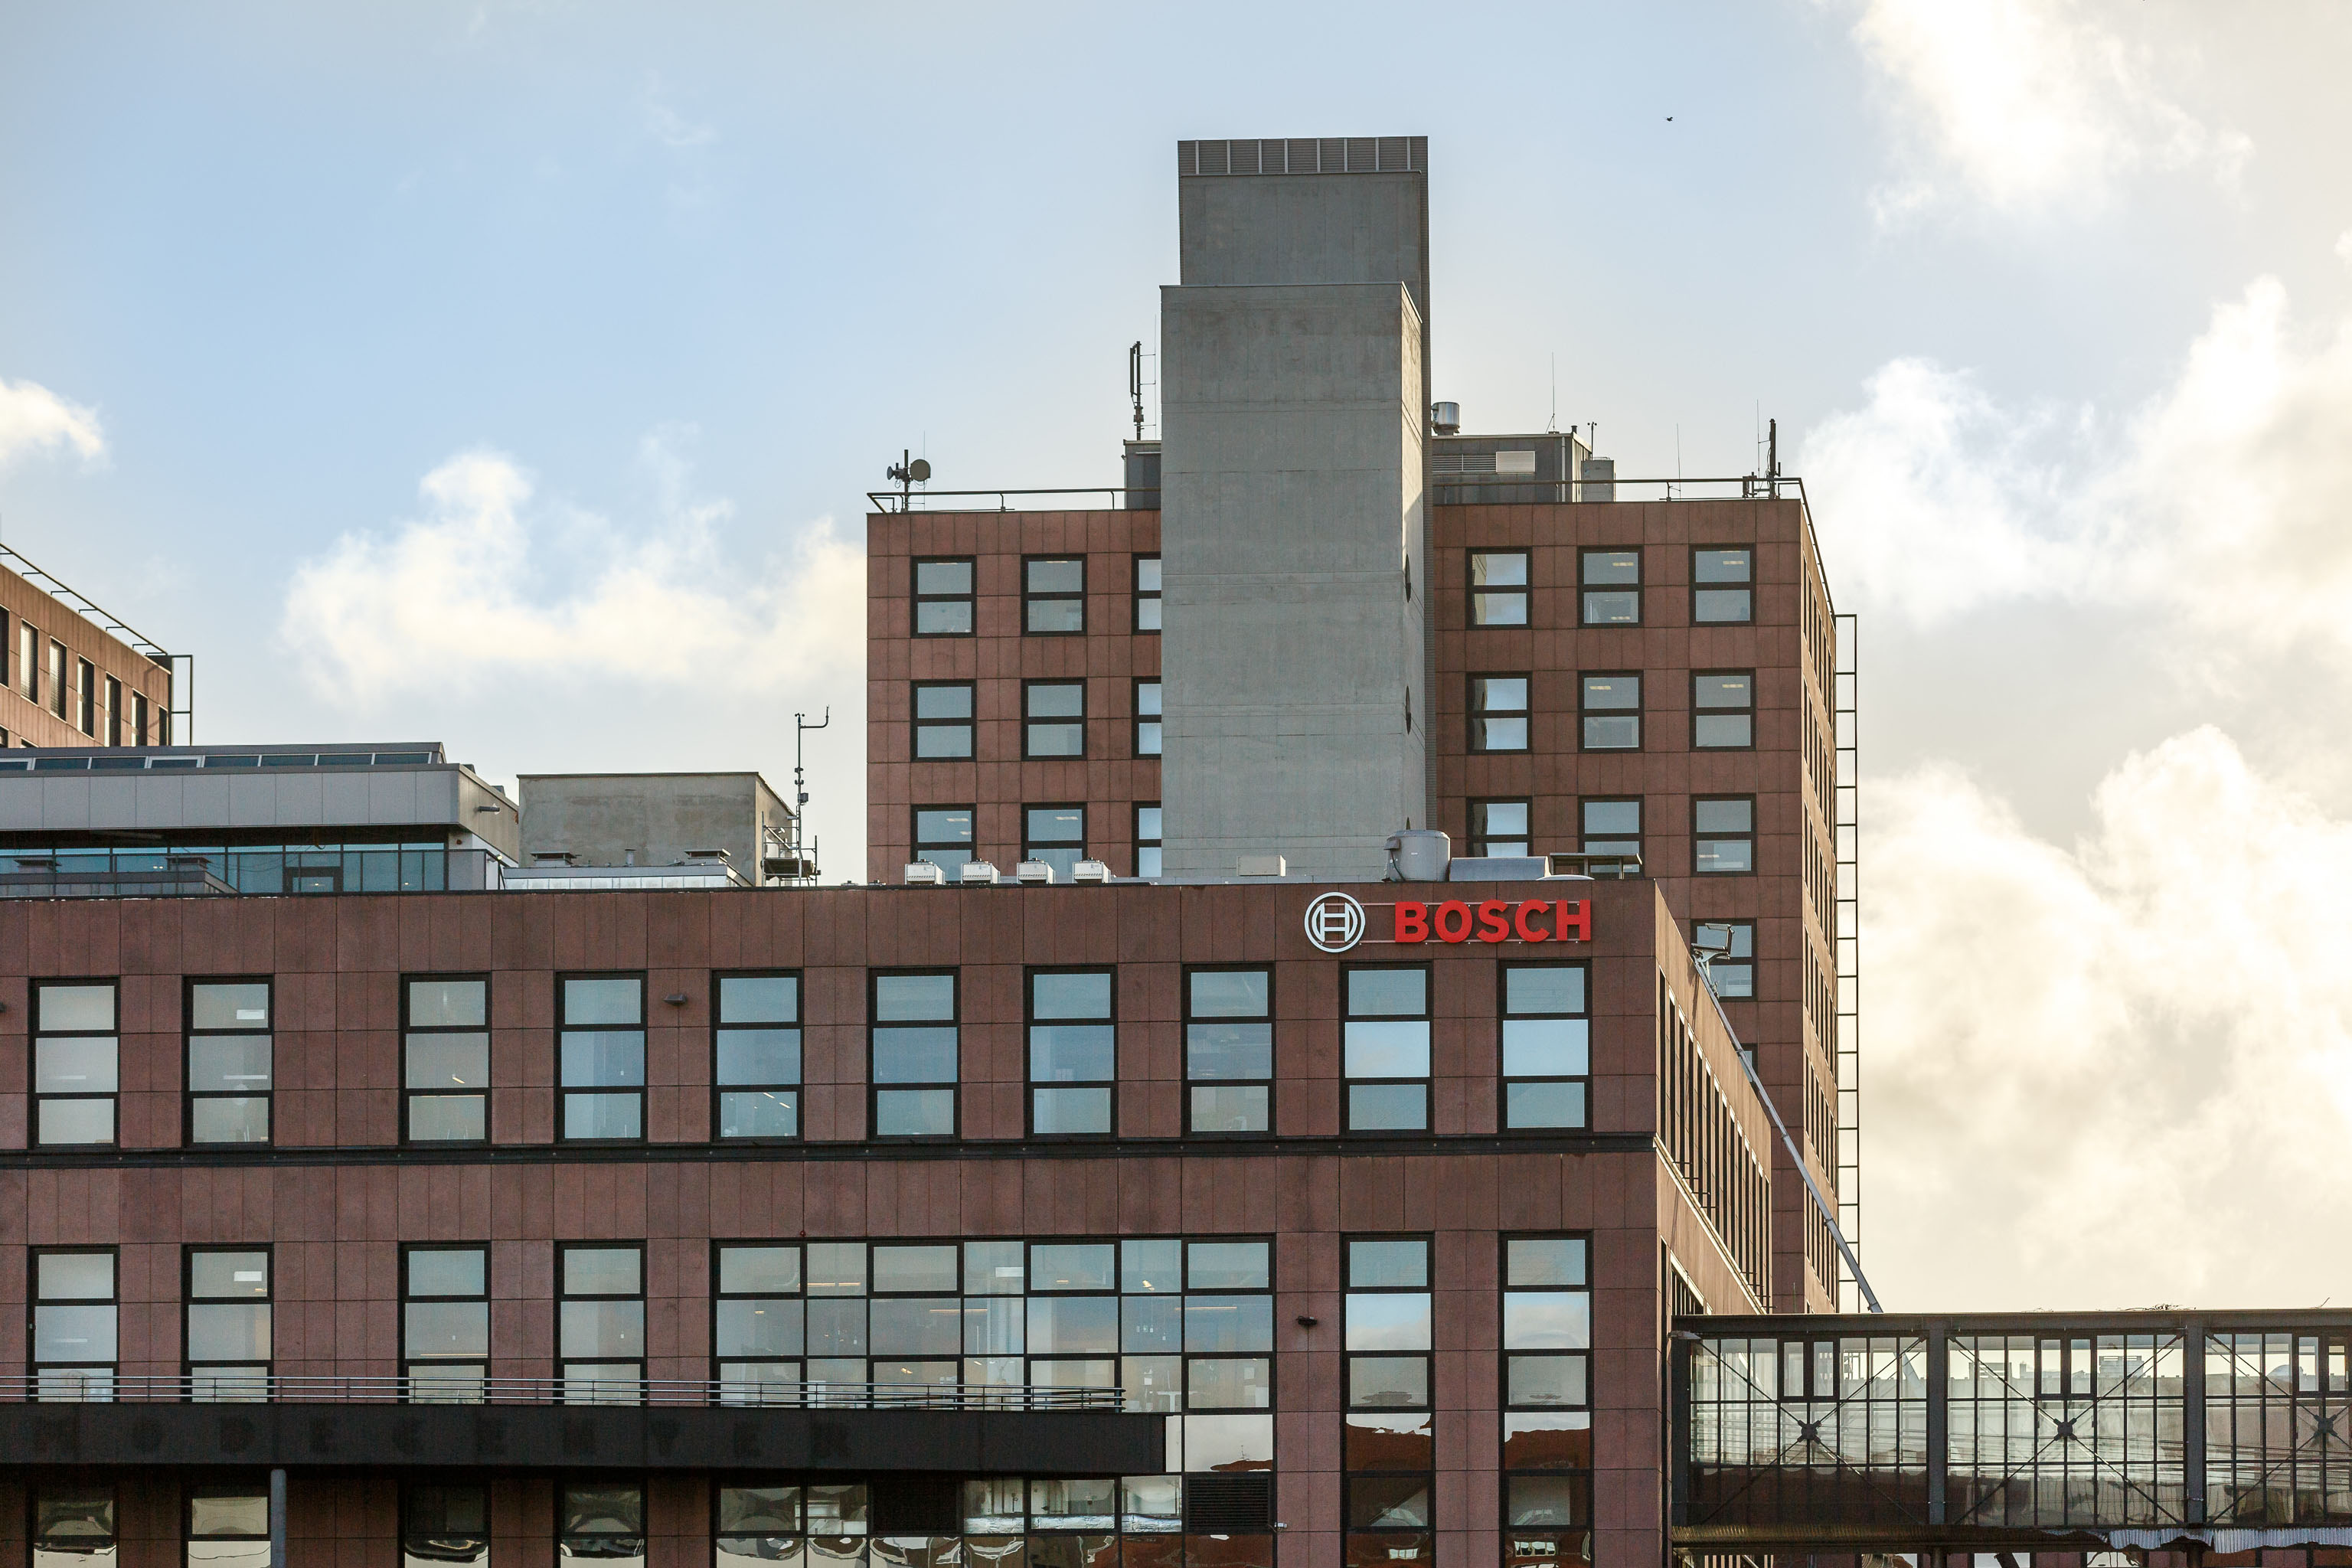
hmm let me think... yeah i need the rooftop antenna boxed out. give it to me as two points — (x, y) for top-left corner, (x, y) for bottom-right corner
(788, 708), (829, 884)
(1129, 341), (1147, 441)
(884, 449), (931, 508)
(1547, 354), (1558, 435)
(1768, 417), (1780, 498)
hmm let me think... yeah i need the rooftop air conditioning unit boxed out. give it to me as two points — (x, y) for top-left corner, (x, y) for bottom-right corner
(958, 861), (1001, 886)
(1070, 860), (1112, 884)
(903, 862), (946, 886)
(1015, 861), (1056, 884)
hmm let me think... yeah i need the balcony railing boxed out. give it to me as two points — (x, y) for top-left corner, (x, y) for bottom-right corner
(9, 1374), (1125, 1410)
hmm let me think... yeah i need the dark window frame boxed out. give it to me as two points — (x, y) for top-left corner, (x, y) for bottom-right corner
(1692, 545), (1756, 625)
(1022, 554), (1086, 636)
(1133, 554), (1162, 633)
(557, 1476), (648, 1557)
(1578, 547), (1642, 627)
(1341, 964), (1432, 1135)
(710, 1239), (805, 1396)
(74, 658), (95, 737)
(912, 557), (976, 638)
(400, 1240), (491, 1400)
(30, 1482), (117, 1559)
(184, 976), (273, 1148)
(1469, 673), (1532, 755)
(1022, 803), (1087, 879)
(185, 1485), (272, 1560)
(1178, 1235), (1277, 1427)
(1692, 669), (1757, 752)
(1344, 1233), (1436, 1548)
(183, 1242), (273, 1396)
(713, 970), (803, 1145)
(1499, 962), (1591, 1132)
(29, 1243), (118, 1396)
(1469, 548), (1531, 628)
(557, 1241), (648, 1393)
(1578, 796), (1642, 865)
(1134, 802), (1163, 880)
(1694, 920), (1756, 999)
(1021, 678), (1087, 760)
(400, 1482), (491, 1563)
(1470, 799), (1532, 858)
(1133, 677), (1162, 759)
(911, 680), (977, 761)
(401, 973), (490, 1147)
(1025, 965), (1117, 1141)
(911, 805), (977, 873)
(1183, 964), (1274, 1138)
(556, 971), (648, 1146)
(868, 968), (960, 1142)
(31, 977), (119, 1150)
(1578, 671), (1642, 752)
(1694, 795), (1759, 877)
(1498, 1232), (1595, 1554)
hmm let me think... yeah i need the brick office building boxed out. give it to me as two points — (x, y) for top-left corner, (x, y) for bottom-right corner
(0, 548), (180, 751)
(0, 138), (1841, 1568)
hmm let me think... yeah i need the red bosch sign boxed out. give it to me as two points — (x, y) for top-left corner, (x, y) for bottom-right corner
(1394, 897), (1590, 945)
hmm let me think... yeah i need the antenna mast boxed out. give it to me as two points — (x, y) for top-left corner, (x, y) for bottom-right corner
(789, 708), (830, 884)
(1129, 341), (1146, 441)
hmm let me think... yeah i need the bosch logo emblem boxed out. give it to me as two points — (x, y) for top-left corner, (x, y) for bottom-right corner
(1304, 892), (1368, 953)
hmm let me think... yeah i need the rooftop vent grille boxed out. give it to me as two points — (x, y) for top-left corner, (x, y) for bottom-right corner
(1178, 137), (1426, 177)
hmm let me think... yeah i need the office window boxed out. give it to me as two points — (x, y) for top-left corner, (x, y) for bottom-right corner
(75, 659), (94, 735)
(1031, 969), (1115, 1137)
(185, 1247), (271, 1400)
(1501, 965), (1589, 1131)
(559, 975), (645, 1142)
(403, 1244), (489, 1403)
(132, 693), (150, 747)
(1695, 921), (1756, 998)
(715, 1243), (804, 1401)
(1472, 675), (1530, 753)
(1186, 969), (1270, 1135)
(1580, 799), (1641, 865)
(34, 980), (117, 1147)
(871, 972), (958, 1138)
(1026, 556), (1086, 634)
(404, 976), (488, 1144)
(560, 1483), (645, 1562)
(1135, 803), (1163, 879)
(1344, 968), (1429, 1132)
(1694, 797), (1756, 875)
(1471, 550), (1530, 626)
(403, 1485), (488, 1568)
(1579, 673), (1640, 750)
(716, 973), (801, 1141)
(47, 639), (65, 717)
(186, 980), (272, 1145)
(1580, 548), (1640, 626)
(1472, 800), (1530, 858)
(103, 676), (121, 746)
(1135, 554), (1163, 632)
(1134, 679), (1162, 757)
(1024, 681), (1085, 758)
(185, 1489), (270, 1568)
(1693, 671), (1755, 750)
(871, 1241), (963, 1389)
(913, 681), (975, 760)
(1345, 1236), (1433, 1561)
(32, 1248), (116, 1401)
(913, 557), (975, 636)
(32, 1489), (115, 1566)
(560, 1244), (645, 1403)
(1179, 1236), (1275, 1481)
(0, 610), (7, 689)
(913, 806), (975, 873)
(1501, 1236), (1593, 1560)
(19, 621), (36, 702)
(1024, 805), (1085, 879)
(1694, 547), (1754, 623)
(717, 1486), (810, 1565)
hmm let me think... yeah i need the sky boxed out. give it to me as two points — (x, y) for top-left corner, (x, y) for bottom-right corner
(5, 0), (2352, 1311)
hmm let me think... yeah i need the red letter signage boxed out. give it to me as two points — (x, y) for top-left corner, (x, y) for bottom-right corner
(1394, 902), (1429, 942)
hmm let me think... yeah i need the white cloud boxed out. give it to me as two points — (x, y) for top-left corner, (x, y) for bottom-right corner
(1802, 272), (2352, 662)
(1843, 0), (2249, 220)
(642, 77), (715, 151)
(0, 375), (106, 469)
(1861, 725), (2352, 1308)
(280, 442), (864, 703)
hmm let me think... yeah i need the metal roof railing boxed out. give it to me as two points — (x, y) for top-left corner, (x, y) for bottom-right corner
(0, 542), (174, 662)
(8, 1374), (1127, 1410)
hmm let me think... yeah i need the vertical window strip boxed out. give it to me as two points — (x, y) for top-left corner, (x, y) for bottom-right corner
(186, 978), (273, 1146)
(403, 975), (489, 1144)
(716, 972), (802, 1141)
(33, 979), (117, 1148)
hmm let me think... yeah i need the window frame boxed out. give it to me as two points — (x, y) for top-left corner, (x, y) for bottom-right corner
(1341, 964), (1432, 1134)
(711, 1240), (806, 1400)
(1022, 678), (1087, 760)
(1132, 678), (1162, 759)
(556, 972), (648, 1146)
(1134, 802), (1163, 880)
(1026, 966), (1117, 1140)
(557, 1242), (647, 1400)
(1694, 795), (1759, 877)
(868, 969), (960, 1142)
(1183, 965), (1274, 1138)
(911, 680), (977, 761)
(1470, 799), (1531, 859)
(1468, 548), (1531, 628)
(1498, 1233), (1595, 1557)
(1578, 796), (1642, 867)
(1344, 1233), (1436, 1552)
(401, 973), (490, 1147)
(1694, 920), (1756, 999)
(74, 657), (95, 735)
(31, 1485), (116, 1561)
(183, 1243), (273, 1398)
(400, 1240), (491, 1403)
(911, 556), (976, 638)
(1692, 545), (1756, 625)
(1578, 547), (1642, 627)
(1499, 962), (1591, 1132)
(714, 970), (803, 1144)
(557, 1478), (648, 1556)
(32, 978), (119, 1149)
(185, 1485), (272, 1563)
(911, 805), (977, 873)
(30, 1244), (118, 1400)
(1692, 669), (1756, 752)
(1023, 554), (1087, 636)
(401, 1482), (491, 1565)
(47, 639), (66, 720)
(1133, 554), (1162, 632)
(1022, 803), (1087, 880)
(1469, 673), (1532, 755)
(1578, 671), (1642, 751)
(184, 976), (273, 1148)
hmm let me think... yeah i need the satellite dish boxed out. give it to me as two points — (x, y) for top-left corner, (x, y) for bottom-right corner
(908, 458), (932, 482)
